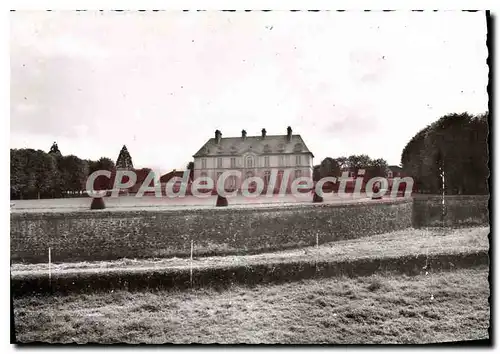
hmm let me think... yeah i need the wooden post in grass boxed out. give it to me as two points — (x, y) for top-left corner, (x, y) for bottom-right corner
(48, 247), (52, 286)
(315, 233), (319, 272)
(190, 240), (194, 287)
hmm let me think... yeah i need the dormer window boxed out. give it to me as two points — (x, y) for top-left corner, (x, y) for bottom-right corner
(277, 143), (285, 152)
(263, 144), (271, 153)
(293, 143), (303, 152)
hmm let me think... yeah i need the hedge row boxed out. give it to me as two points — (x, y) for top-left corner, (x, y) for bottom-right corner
(10, 199), (413, 263)
(11, 251), (489, 297)
(412, 195), (489, 228)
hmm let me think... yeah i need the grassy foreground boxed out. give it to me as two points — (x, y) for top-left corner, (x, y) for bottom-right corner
(13, 267), (490, 344)
(12, 227), (489, 274)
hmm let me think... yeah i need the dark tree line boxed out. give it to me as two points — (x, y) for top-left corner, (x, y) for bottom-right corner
(313, 155), (389, 181)
(10, 142), (116, 200)
(401, 112), (489, 195)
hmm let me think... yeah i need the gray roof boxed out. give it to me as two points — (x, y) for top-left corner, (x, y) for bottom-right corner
(193, 134), (314, 158)
(387, 165), (403, 172)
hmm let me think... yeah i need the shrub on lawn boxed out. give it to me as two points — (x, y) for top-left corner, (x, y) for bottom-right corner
(371, 185), (382, 200)
(367, 279), (383, 292)
(216, 195), (228, 207)
(90, 197), (106, 210)
(312, 191), (323, 203)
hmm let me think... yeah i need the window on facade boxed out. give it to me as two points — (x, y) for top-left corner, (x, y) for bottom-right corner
(285, 155), (290, 166)
(264, 171), (271, 184)
(264, 156), (270, 167)
(230, 157), (236, 168)
(296, 155), (302, 165)
(304, 155), (309, 165)
(217, 158), (223, 168)
(200, 171), (207, 184)
(246, 171), (254, 178)
(246, 156), (254, 168)
(229, 175), (237, 188)
(201, 158), (207, 169)
(295, 170), (302, 179)
(279, 156), (284, 167)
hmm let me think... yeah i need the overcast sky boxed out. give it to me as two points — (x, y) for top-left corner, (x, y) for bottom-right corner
(10, 11), (488, 173)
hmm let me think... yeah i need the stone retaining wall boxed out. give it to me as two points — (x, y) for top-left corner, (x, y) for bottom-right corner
(11, 199), (413, 263)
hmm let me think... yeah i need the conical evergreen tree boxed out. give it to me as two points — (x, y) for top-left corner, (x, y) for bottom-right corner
(116, 145), (134, 169)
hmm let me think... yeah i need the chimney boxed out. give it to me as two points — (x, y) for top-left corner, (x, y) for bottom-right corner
(261, 128), (267, 139)
(242, 129), (247, 139)
(286, 126), (292, 142)
(215, 130), (222, 144)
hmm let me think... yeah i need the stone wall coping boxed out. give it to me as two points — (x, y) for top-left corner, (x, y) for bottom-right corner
(11, 197), (413, 220)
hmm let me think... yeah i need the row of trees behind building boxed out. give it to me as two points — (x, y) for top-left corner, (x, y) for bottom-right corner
(10, 111), (489, 199)
(313, 112), (489, 196)
(313, 155), (389, 181)
(10, 144), (132, 199)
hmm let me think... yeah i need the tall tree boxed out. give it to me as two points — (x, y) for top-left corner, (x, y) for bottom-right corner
(10, 149), (58, 199)
(334, 156), (348, 170)
(33, 150), (59, 199)
(365, 158), (389, 179)
(88, 157), (116, 190)
(11, 147), (118, 199)
(312, 164), (321, 182)
(346, 155), (372, 172)
(58, 155), (88, 195)
(319, 157), (341, 178)
(401, 125), (431, 193)
(401, 112), (489, 195)
(116, 145), (134, 169)
(10, 149), (26, 199)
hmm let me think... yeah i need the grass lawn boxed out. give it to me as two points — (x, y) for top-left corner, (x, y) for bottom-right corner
(10, 193), (374, 213)
(13, 267), (490, 344)
(11, 227), (489, 275)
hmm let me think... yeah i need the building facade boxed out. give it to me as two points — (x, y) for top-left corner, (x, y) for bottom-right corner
(192, 127), (314, 192)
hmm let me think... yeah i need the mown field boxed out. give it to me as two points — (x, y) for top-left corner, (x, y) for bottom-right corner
(12, 226), (490, 343)
(10, 193), (370, 212)
(12, 226), (489, 274)
(13, 267), (490, 344)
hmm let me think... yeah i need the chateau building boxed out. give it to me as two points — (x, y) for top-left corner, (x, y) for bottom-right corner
(192, 127), (314, 192)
